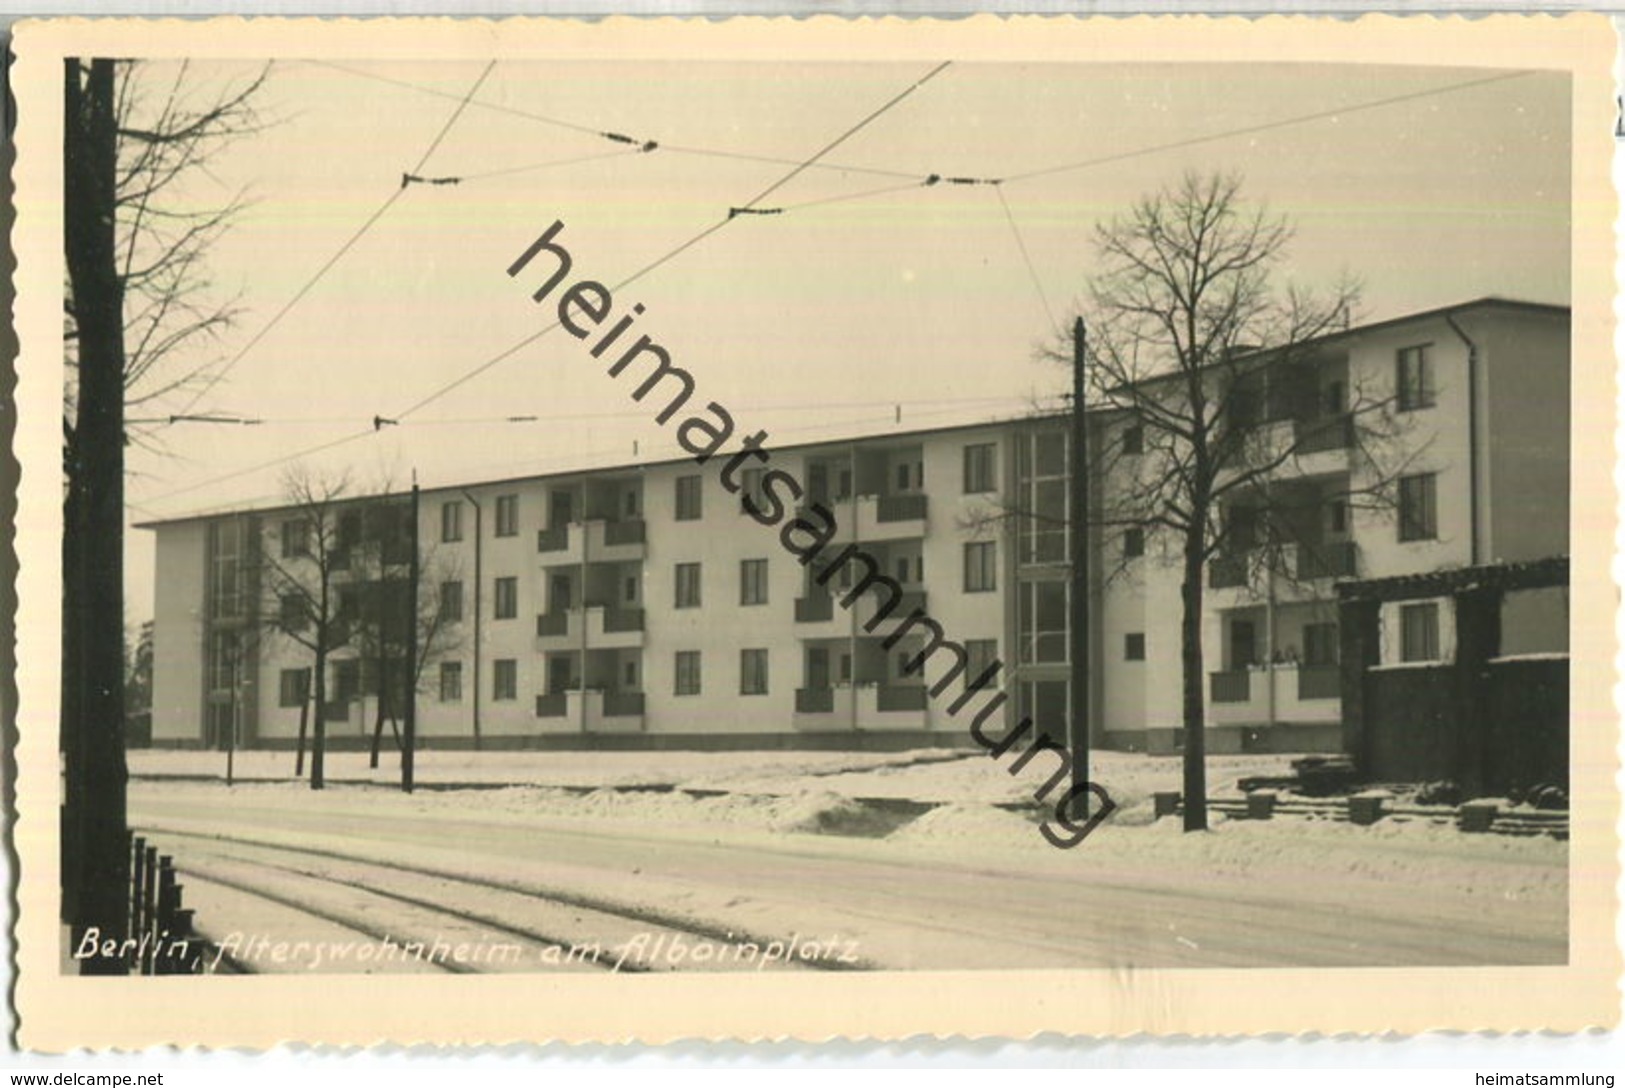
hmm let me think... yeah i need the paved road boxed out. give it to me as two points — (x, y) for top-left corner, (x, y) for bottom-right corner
(130, 786), (1567, 972)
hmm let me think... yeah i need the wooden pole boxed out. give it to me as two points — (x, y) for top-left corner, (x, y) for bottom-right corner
(403, 476), (419, 792)
(1068, 317), (1091, 817)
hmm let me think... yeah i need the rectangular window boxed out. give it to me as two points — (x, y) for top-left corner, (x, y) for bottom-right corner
(278, 668), (308, 708)
(675, 475), (702, 521)
(964, 541), (997, 593)
(740, 648), (768, 695)
(1303, 622), (1339, 667)
(493, 659), (517, 701)
(1121, 425), (1143, 456)
(1328, 500), (1348, 535)
(441, 501), (463, 543)
(1019, 580), (1069, 664)
(739, 467), (768, 513)
(334, 659), (360, 703)
(1400, 603), (1440, 663)
(1398, 474), (1437, 542)
(439, 580), (463, 623)
(1123, 527), (1145, 559)
(495, 494), (519, 537)
(963, 443), (997, 493)
(1397, 344), (1434, 411)
(439, 661), (463, 702)
(494, 576), (518, 620)
(740, 558), (768, 606)
(280, 518), (309, 559)
(965, 639), (999, 689)
(279, 593), (309, 633)
(1124, 633), (1146, 661)
(623, 575), (639, 604)
(674, 650), (702, 696)
(675, 562), (702, 608)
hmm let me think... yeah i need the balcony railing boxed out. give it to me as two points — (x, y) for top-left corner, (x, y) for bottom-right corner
(1295, 540), (1358, 581)
(535, 693), (568, 718)
(536, 611), (568, 637)
(796, 687), (834, 714)
(537, 526), (568, 553)
(877, 492), (927, 523)
(604, 519), (646, 546)
(1210, 670), (1251, 703)
(877, 684), (928, 712)
(603, 691), (645, 717)
(795, 594), (834, 623)
(1293, 413), (1353, 455)
(1209, 554), (1249, 589)
(602, 607), (644, 633)
(1297, 665), (1341, 701)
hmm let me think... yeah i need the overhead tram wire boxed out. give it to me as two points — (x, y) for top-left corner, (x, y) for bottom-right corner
(993, 184), (1058, 330)
(391, 59), (954, 423)
(140, 63), (500, 510)
(171, 60), (499, 421)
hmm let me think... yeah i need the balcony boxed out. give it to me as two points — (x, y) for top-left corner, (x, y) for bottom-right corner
(536, 606), (644, 649)
(536, 518), (647, 564)
(795, 687), (834, 714)
(1209, 554), (1249, 589)
(1208, 665), (1343, 725)
(1293, 414), (1352, 455)
(1295, 540), (1358, 582)
(794, 593), (835, 624)
(1210, 670), (1251, 703)
(856, 588), (926, 633)
(603, 690), (645, 718)
(857, 683), (928, 729)
(535, 692), (568, 719)
(851, 493), (927, 541)
(793, 686), (854, 731)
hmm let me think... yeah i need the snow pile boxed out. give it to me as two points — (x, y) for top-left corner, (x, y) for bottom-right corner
(765, 791), (895, 837)
(886, 802), (1037, 844)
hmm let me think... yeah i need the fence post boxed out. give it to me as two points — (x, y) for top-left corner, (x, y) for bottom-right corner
(127, 835), (144, 970)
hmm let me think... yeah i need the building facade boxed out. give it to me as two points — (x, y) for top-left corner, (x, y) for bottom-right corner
(144, 298), (1570, 754)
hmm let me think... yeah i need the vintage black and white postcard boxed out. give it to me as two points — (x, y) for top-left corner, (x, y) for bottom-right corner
(9, 13), (1618, 1048)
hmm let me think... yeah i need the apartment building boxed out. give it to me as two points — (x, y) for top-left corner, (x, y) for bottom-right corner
(143, 297), (1570, 754)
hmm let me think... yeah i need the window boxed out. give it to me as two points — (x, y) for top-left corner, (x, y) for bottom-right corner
(493, 659), (517, 701)
(441, 501), (463, 543)
(1397, 344), (1434, 411)
(280, 519), (309, 559)
(964, 541), (997, 592)
(963, 443), (997, 493)
(895, 652), (914, 679)
(623, 488), (641, 518)
(1016, 431), (1068, 564)
(624, 660), (639, 687)
(623, 575), (639, 604)
(334, 659), (360, 703)
(740, 559), (768, 605)
(1328, 500), (1348, 536)
(1398, 474), (1437, 542)
(279, 593), (309, 633)
(1123, 527), (1145, 559)
(439, 580), (463, 623)
(674, 651), (702, 696)
(675, 475), (702, 521)
(1400, 603), (1440, 662)
(1323, 381), (1345, 416)
(494, 576), (518, 620)
(1121, 425), (1143, 456)
(965, 639), (999, 689)
(739, 467), (767, 513)
(495, 494), (518, 537)
(1019, 580), (1068, 663)
(1124, 633), (1146, 661)
(439, 662), (463, 702)
(675, 562), (702, 608)
(278, 669), (308, 708)
(1304, 622), (1339, 667)
(740, 649), (768, 695)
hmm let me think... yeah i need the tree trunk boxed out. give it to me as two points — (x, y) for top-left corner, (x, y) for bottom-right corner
(1180, 523), (1209, 832)
(294, 679), (308, 777)
(62, 58), (131, 971)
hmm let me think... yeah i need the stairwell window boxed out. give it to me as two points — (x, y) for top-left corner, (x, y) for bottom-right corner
(963, 443), (996, 493)
(1123, 526), (1145, 560)
(1124, 633), (1146, 661)
(1397, 344), (1434, 411)
(1398, 473), (1437, 542)
(439, 662), (462, 702)
(964, 541), (997, 592)
(675, 562), (702, 608)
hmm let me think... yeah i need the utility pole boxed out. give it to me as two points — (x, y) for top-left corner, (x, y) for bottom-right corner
(403, 474), (419, 792)
(1068, 317), (1091, 818)
(460, 489), (483, 751)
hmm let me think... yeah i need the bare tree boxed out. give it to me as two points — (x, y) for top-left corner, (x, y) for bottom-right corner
(257, 467), (354, 791)
(1052, 172), (1410, 831)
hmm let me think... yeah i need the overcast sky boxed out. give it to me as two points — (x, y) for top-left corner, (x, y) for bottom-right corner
(118, 57), (1573, 620)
